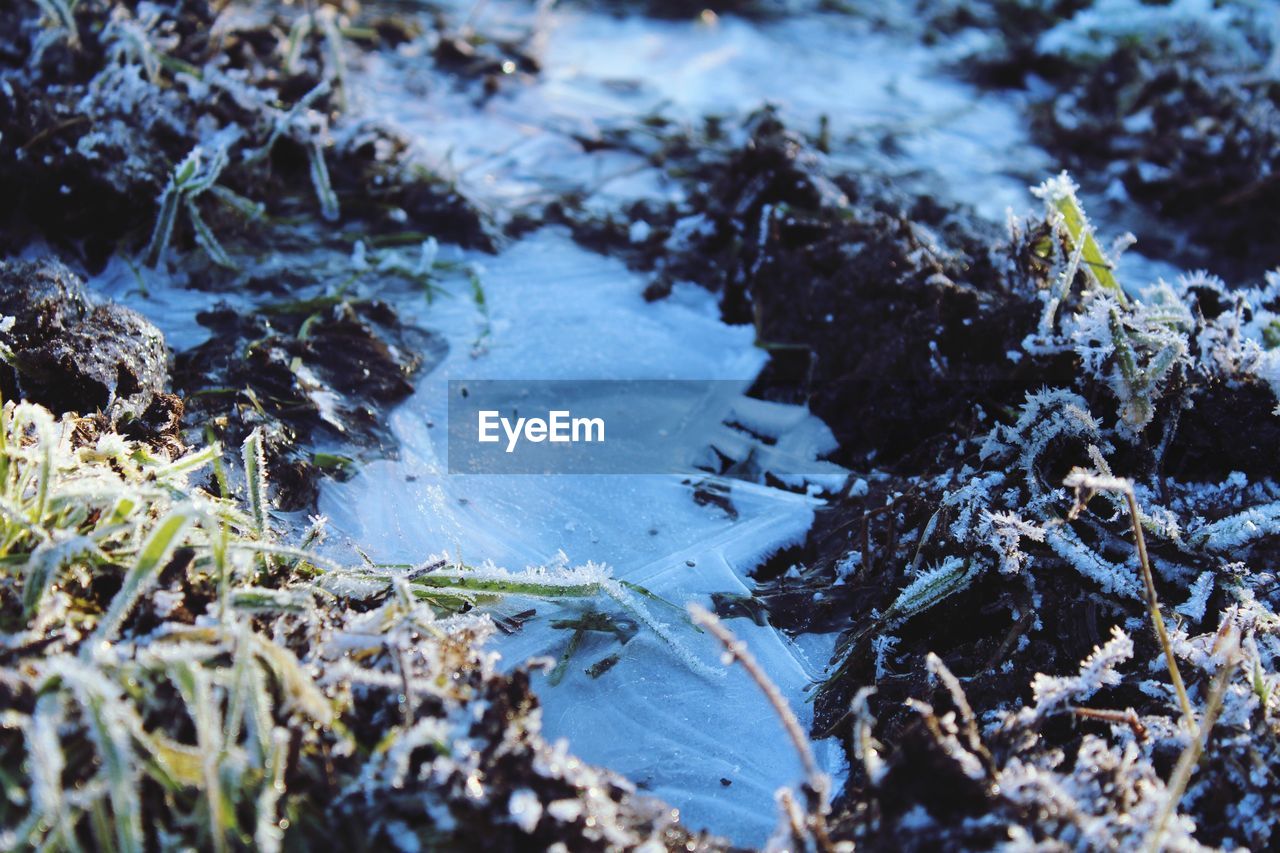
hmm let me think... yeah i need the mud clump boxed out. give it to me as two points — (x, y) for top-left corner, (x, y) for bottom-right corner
(1033, 49), (1280, 277)
(429, 12), (543, 97)
(174, 298), (447, 510)
(429, 666), (720, 851)
(0, 258), (168, 425)
(621, 110), (1053, 466)
(591, 109), (1280, 848)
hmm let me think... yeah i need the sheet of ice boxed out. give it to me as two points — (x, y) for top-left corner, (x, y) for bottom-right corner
(318, 232), (842, 844)
(359, 1), (1184, 279)
(325, 12), (1070, 834)
(361, 4), (1048, 221)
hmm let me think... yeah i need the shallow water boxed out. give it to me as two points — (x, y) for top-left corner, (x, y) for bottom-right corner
(83, 1), (1193, 843)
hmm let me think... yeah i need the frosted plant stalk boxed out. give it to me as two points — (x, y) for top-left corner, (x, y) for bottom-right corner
(1142, 623), (1241, 853)
(1064, 470), (1196, 731)
(689, 604), (834, 853)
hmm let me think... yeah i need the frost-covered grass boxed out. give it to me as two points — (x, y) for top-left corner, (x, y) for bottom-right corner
(3, 0), (493, 279)
(824, 166), (1280, 630)
(0, 401), (708, 850)
(7, 0), (1280, 849)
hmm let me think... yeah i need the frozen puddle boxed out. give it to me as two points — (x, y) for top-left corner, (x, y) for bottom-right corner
(362, 0), (1178, 277)
(331, 11), (1045, 834)
(318, 233), (843, 844)
(331, 22), (1036, 841)
(79, 223), (845, 841)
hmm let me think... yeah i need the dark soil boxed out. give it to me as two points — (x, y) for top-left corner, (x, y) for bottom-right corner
(941, 1), (1280, 281)
(1030, 46), (1280, 280)
(0, 0), (494, 270)
(429, 11), (543, 96)
(559, 107), (1280, 849)
(559, 109), (1063, 467)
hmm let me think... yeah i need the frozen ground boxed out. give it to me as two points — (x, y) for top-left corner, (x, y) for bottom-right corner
(73, 0), (1202, 843)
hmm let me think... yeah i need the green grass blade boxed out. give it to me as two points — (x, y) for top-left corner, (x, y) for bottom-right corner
(242, 429), (269, 538)
(91, 511), (193, 644)
(1034, 173), (1125, 302)
(411, 573), (602, 598)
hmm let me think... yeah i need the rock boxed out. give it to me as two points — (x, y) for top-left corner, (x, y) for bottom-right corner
(0, 258), (168, 424)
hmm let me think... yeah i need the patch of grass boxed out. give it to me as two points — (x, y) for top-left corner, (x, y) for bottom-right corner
(0, 398), (708, 850)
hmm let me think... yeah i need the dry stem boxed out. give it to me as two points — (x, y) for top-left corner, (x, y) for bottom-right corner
(1065, 470), (1196, 732)
(1142, 623), (1241, 853)
(689, 604), (834, 853)
(1121, 487), (1197, 733)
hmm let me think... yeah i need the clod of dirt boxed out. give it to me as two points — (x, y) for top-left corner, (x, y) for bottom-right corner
(432, 26), (542, 86)
(941, 1), (1280, 279)
(572, 105), (1280, 849)
(618, 109), (1054, 465)
(1046, 60), (1278, 277)
(0, 258), (168, 424)
(435, 665), (723, 851)
(329, 123), (497, 250)
(174, 298), (447, 510)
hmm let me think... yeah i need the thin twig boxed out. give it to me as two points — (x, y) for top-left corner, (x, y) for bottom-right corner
(778, 788), (811, 851)
(689, 604), (834, 852)
(1070, 706), (1148, 742)
(689, 605), (819, 779)
(851, 687), (884, 782)
(1122, 487), (1197, 733)
(1142, 623), (1240, 853)
(1065, 470), (1196, 732)
(391, 641), (415, 728)
(926, 653), (992, 771)
(19, 115), (90, 153)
